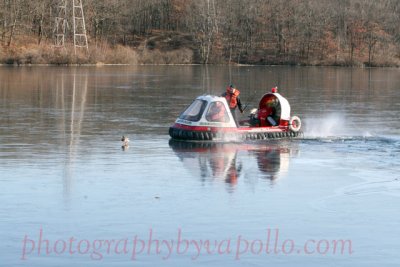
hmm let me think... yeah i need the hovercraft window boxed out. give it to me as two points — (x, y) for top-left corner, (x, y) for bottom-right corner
(206, 101), (230, 123)
(179, 100), (207, 122)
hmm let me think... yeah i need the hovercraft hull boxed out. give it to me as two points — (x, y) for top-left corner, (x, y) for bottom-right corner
(169, 123), (301, 141)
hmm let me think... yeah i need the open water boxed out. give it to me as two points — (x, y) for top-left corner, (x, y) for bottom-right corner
(0, 65), (399, 266)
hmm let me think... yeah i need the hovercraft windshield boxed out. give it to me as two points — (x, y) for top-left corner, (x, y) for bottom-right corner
(179, 99), (208, 122)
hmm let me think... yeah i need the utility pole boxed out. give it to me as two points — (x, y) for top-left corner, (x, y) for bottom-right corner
(53, 0), (89, 54)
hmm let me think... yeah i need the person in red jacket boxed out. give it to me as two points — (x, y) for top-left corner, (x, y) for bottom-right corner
(221, 84), (243, 125)
(207, 101), (226, 122)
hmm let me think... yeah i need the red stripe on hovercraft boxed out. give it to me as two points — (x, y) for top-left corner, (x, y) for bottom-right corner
(172, 123), (289, 133)
(172, 123), (237, 132)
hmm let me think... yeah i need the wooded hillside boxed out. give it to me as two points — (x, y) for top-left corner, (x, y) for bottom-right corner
(1, 0), (399, 66)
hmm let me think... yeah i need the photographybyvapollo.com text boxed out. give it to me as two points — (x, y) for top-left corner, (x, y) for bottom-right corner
(21, 228), (353, 261)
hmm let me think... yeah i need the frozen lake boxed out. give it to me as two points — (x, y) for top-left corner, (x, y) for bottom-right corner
(0, 65), (399, 266)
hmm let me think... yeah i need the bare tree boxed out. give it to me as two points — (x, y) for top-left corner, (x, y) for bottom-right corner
(187, 0), (218, 64)
(0, 0), (400, 65)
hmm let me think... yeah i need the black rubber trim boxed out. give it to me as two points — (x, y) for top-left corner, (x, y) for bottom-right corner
(169, 127), (301, 141)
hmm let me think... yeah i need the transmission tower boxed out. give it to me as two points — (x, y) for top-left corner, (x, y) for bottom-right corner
(53, 0), (89, 54)
(54, 0), (68, 48)
(72, 0), (89, 54)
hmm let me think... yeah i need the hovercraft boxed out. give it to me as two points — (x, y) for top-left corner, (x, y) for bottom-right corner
(169, 87), (302, 141)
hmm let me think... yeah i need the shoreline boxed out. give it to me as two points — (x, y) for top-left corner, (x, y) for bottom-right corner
(0, 62), (398, 68)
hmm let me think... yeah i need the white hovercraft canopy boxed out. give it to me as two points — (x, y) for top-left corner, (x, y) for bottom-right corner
(176, 93), (292, 127)
(176, 95), (237, 128)
(271, 93), (291, 121)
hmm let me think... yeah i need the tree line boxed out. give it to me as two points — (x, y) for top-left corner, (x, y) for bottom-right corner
(1, 0), (399, 65)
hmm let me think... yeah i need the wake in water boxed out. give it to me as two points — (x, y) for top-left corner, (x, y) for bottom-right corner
(300, 113), (400, 146)
(302, 113), (369, 138)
